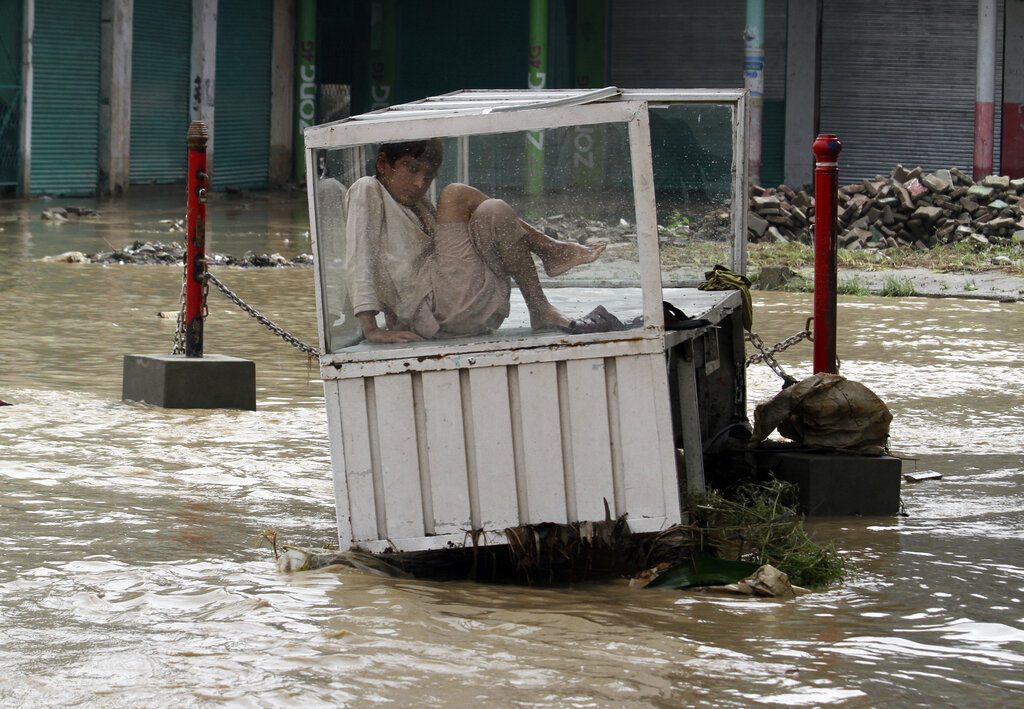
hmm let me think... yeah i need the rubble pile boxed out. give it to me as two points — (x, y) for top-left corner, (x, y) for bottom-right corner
(532, 207), (733, 246)
(531, 214), (638, 245)
(47, 240), (314, 268)
(748, 166), (1024, 251)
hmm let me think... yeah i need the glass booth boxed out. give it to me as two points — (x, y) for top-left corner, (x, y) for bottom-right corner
(305, 88), (748, 553)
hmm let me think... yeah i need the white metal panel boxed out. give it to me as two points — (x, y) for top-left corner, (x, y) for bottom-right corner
(324, 382), (352, 550)
(565, 358), (615, 520)
(372, 374), (425, 539)
(627, 103), (664, 328)
(335, 348), (694, 552)
(514, 362), (568, 524)
(613, 355), (668, 521)
(320, 327), (665, 374)
(337, 378), (379, 541)
(419, 370), (471, 535)
(732, 93), (749, 274)
(616, 89), (745, 103)
(465, 367), (519, 529)
(305, 147), (329, 357)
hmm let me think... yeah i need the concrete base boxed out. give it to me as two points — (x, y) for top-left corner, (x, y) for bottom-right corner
(122, 354), (256, 410)
(771, 452), (902, 516)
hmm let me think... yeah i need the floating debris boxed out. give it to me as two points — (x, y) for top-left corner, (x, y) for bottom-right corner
(40, 206), (101, 220)
(716, 564), (810, 598)
(904, 470), (943, 482)
(278, 546), (412, 577)
(44, 240), (314, 268)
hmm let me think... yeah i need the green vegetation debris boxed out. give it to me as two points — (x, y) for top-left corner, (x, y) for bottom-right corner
(644, 556), (760, 589)
(684, 479), (845, 588)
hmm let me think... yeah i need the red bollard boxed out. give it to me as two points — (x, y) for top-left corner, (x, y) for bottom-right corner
(185, 122), (209, 358)
(812, 133), (842, 374)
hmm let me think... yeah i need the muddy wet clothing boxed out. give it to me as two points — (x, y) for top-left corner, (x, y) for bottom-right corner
(344, 176), (512, 338)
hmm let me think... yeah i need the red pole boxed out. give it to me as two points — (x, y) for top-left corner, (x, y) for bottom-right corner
(812, 133), (841, 374)
(185, 122), (209, 358)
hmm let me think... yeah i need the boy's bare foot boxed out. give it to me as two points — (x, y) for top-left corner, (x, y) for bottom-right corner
(541, 241), (606, 277)
(529, 304), (571, 331)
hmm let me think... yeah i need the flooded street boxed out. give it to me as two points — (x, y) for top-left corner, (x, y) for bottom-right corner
(1, 194), (1023, 707)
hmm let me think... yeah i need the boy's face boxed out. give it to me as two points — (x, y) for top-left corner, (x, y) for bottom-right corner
(376, 154), (437, 206)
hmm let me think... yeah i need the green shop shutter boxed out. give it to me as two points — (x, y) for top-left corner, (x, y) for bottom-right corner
(0, 0), (23, 188)
(30, 0), (101, 195)
(130, 0), (191, 184)
(213, 0), (272, 190)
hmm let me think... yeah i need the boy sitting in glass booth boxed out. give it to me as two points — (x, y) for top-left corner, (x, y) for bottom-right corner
(344, 139), (608, 344)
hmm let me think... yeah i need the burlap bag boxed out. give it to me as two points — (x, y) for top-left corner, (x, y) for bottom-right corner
(752, 373), (892, 455)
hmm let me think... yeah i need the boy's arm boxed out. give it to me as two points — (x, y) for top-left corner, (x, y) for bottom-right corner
(344, 179), (385, 319)
(344, 179), (422, 344)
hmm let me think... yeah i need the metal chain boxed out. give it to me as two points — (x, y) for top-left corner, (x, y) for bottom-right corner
(745, 330), (799, 387)
(745, 318), (813, 387)
(205, 271), (321, 359)
(170, 259), (187, 355)
(745, 322), (812, 366)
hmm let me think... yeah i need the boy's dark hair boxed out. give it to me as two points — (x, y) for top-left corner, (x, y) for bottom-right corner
(377, 139), (444, 171)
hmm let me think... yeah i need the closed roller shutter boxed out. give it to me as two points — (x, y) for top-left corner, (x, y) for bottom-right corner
(819, 0), (1003, 183)
(609, 0), (787, 186)
(30, 0), (101, 195)
(130, 0), (191, 184)
(0, 0), (22, 188)
(213, 0), (272, 190)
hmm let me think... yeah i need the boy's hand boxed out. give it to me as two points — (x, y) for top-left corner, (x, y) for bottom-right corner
(364, 328), (423, 344)
(357, 311), (423, 343)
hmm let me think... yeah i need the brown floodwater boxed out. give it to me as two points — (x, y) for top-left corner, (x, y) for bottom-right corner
(1, 193), (1022, 707)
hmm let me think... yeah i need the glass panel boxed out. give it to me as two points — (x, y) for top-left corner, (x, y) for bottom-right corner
(649, 103), (736, 285)
(312, 122), (643, 354)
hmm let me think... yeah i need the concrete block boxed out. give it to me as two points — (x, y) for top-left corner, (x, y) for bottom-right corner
(123, 354), (256, 410)
(771, 452), (902, 516)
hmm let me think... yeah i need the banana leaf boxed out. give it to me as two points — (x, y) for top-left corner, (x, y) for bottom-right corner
(645, 557), (760, 589)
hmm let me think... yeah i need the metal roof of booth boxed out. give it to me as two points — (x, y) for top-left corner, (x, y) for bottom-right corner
(329, 87), (621, 123)
(304, 87), (747, 143)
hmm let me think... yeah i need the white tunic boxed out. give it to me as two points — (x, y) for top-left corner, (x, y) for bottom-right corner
(344, 176), (511, 339)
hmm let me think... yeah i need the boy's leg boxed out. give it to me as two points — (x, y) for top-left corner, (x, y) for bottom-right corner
(467, 198), (569, 330)
(518, 220), (606, 277)
(436, 183), (605, 277)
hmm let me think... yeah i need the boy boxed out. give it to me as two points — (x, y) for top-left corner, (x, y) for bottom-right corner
(344, 139), (606, 344)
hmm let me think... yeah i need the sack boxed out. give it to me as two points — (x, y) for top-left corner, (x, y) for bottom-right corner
(752, 374), (892, 454)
